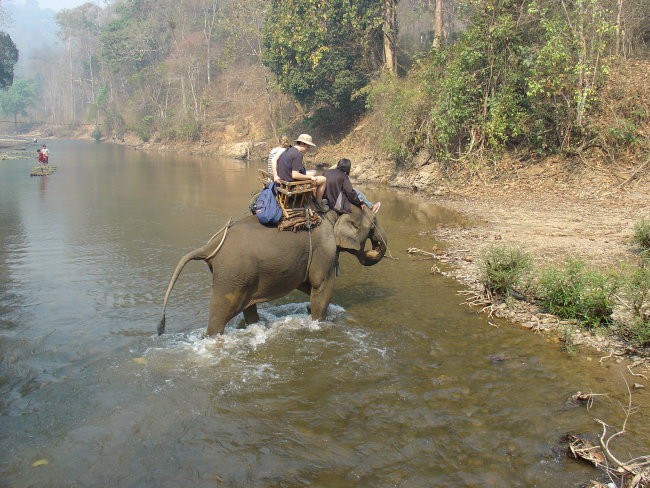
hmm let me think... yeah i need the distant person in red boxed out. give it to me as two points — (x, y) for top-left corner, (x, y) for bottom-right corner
(40, 144), (49, 165)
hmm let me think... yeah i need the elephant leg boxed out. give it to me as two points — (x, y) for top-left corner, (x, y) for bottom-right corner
(309, 273), (335, 320)
(206, 288), (248, 336)
(243, 304), (259, 326)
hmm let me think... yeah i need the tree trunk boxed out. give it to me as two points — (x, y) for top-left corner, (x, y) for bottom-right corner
(383, 0), (397, 74)
(615, 0), (623, 56)
(203, 2), (219, 85)
(433, 0), (443, 48)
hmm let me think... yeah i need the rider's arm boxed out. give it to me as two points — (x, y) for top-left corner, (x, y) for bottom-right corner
(291, 170), (313, 181)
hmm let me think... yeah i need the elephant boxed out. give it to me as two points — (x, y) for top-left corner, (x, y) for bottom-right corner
(158, 204), (388, 336)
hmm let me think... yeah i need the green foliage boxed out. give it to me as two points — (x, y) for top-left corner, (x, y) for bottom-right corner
(622, 263), (650, 318)
(101, 105), (126, 139)
(99, 0), (174, 76)
(559, 324), (577, 355)
(87, 85), (108, 126)
(129, 116), (153, 143)
(538, 258), (618, 328)
(262, 0), (383, 117)
(0, 79), (37, 127)
(606, 120), (641, 147)
(364, 73), (429, 159)
(367, 0), (617, 160)
(620, 261), (650, 346)
(632, 218), (650, 251)
(628, 318), (650, 347)
(179, 120), (201, 142)
(526, 0), (616, 148)
(479, 245), (533, 298)
(0, 32), (18, 88)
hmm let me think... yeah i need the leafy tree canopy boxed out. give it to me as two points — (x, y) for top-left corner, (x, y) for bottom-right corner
(262, 0), (384, 117)
(0, 78), (37, 129)
(369, 0), (618, 159)
(0, 31), (18, 88)
(99, 0), (174, 76)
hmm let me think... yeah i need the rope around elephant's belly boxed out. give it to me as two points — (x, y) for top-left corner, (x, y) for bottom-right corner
(304, 208), (314, 282)
(202, 208), (313, 277)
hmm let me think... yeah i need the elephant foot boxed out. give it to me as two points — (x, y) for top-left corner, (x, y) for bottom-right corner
(243, 305), (260, 324)
(365, 249), (381, 260)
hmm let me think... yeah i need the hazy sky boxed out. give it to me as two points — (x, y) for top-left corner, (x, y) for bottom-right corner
(9, 0), (100, 12)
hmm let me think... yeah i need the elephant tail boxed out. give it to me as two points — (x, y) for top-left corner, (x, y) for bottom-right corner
(158, 246), (209, 335)
(158, 218), (234, 335)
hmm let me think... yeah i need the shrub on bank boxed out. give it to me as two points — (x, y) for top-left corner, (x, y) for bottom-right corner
(91, 127), (102, 142)
(632, 218), (650, 252)
(537, 258), (618, 329)
(479, 245), (533, 298)
(477, 246), (650, 350)
(621, 264), (650, 346)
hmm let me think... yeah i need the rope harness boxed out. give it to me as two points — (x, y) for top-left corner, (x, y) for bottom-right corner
(362, 206), (395, 260)
(304, 207), (315, 282)
(205, 217), (233, 261)
(202, 203), (319, 281)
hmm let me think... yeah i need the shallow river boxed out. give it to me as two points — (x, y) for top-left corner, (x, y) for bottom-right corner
(1, 140), (648, 487)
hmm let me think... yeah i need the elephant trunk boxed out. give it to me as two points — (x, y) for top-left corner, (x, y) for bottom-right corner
(358, 222), (388, 266)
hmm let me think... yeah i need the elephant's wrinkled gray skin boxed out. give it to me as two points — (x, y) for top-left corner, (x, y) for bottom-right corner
(159, 204), (388, 336)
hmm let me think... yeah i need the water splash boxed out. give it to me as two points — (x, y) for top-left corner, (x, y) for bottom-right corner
(142, 302), (349, 389)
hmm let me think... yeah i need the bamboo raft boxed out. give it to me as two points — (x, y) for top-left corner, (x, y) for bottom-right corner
(30, 165), (57, 176)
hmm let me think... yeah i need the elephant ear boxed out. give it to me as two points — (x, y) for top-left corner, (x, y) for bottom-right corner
(334, 207), (372, 251)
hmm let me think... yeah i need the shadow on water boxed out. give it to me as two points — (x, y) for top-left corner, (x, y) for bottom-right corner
(0, 140), (648, 487)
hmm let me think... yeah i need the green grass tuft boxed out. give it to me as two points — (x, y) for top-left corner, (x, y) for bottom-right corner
(479, 245), (533, 298)
(632, 218), (650, 251)
(538, 258), (618, 329)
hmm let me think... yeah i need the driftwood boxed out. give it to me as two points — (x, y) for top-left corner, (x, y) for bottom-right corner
(571, 391), (607, 410)
(567, 434), (608, 467)
(567, 378), (650, 488)
(594, 379), (650, 488)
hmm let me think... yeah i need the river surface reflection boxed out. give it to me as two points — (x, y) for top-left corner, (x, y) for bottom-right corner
(0, 140), (647, 487)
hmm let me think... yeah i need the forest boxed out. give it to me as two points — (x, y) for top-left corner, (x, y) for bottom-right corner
(0, 0), (648, 168)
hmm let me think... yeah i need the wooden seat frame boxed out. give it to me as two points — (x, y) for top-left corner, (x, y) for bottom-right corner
(258, 169), (316, 219)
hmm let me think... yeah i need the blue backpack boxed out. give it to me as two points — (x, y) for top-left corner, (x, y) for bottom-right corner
(254, 182), (283, 225)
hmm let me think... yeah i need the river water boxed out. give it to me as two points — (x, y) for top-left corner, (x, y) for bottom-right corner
(1, 140), (648, 487)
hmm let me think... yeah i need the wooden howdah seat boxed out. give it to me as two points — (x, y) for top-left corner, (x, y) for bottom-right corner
(258, 169), (316, 219)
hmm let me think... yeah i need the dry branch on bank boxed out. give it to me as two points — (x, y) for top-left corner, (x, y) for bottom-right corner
(571, 391), (607, 409)
(566, 380), (650, 488)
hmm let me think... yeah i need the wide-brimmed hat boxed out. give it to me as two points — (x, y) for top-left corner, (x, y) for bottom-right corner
(295, 134), (316, 146)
